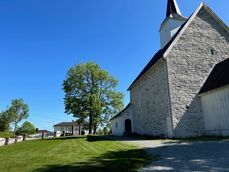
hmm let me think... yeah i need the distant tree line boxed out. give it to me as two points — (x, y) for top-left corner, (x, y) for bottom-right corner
(63, 62), (124, 135)
(0, 98), (35, 134)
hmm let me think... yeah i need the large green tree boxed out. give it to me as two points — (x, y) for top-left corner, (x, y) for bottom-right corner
(63, 62), (124, 134)
(8, 99), (29, 133)
(17, 121), (36, 134)
(0, 110), (12, 132)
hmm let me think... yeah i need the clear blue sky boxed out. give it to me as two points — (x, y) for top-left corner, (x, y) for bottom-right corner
(0, 0), (228, 131)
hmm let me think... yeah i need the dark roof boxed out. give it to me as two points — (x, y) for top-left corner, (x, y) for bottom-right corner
(166, 0), (181, 17)
(37, 130), (52, 134)
(53, 122), (77, 127)
(110, 103), (132, 121)
(199, 58), (229, 94)
(128, 19), (188, 90)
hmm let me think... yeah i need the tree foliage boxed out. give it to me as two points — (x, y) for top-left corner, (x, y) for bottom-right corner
(8, 99), (29, 133)
(0, 110), (12, 132)
(0, 98), (29, 133)
(63, 62), (124, 134)
(17, 121), (36, 134)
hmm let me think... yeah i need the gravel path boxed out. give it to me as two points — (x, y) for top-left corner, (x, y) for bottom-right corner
(123, 139), (229, 172)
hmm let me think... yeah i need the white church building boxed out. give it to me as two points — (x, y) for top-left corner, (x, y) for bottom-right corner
(111, 0), (229, 138)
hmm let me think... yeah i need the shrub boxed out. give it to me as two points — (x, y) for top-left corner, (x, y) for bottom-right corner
(17, 121), (36, 135)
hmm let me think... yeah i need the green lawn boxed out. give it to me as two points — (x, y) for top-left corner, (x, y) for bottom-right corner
(0, 132), (15, 138)
(0, 136), (150, 172)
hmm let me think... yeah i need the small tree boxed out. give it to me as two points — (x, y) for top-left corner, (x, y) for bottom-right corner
(17, 121), (36, 134)
(8, 99), (29, 133)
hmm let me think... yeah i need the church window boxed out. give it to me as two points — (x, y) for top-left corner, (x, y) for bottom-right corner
(116, 122), (118, 128)
(211, 49), (215, 55)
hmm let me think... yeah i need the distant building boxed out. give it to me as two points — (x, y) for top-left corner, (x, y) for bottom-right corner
(27, 129), (53, 138)
(111, 0), (229, 137)
(36, 130), (54, 137)
(53, 121), (88, 137)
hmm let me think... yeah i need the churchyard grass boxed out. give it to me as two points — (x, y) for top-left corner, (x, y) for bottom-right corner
(0, 136), (151, 172)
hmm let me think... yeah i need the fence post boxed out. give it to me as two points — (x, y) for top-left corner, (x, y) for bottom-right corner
(14, 136), (18, 143)
(4, 138), (9, 145)
(23, 134), (26, 141)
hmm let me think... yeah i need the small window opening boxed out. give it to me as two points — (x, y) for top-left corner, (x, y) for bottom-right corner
(211, 49), (215, 55)
(116, 122), (118, 128)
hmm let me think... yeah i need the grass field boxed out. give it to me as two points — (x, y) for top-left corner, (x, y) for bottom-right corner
(0, 132), (15, 138)
(0, 136), (150, 172)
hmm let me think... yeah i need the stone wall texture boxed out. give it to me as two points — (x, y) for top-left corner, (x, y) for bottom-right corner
(112, 6), (229, 138)
(130, 59), (171, 136)
(166, 8), (229, 137)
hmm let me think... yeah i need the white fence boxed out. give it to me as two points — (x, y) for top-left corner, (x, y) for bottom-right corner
(0, 136), (39, 147)
(0, 133), (55, 147)
(0, 136), (23, 146)
(0, 138), (6, 146)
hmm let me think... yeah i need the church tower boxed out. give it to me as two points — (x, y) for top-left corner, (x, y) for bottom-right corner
(160, 0), (186, 48)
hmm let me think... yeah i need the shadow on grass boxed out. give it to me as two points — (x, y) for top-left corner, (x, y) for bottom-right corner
(47, 135), (229, 143)
(33, 139), (229, 172)
(86, 135), (162, 142)
(33, 148), (151, 172)
(45, 136), (86, 141)
(86, 135), (115, 142)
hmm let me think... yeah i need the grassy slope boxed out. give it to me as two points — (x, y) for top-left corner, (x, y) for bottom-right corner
(0, 132), (15, 138)
(0, 136), (150, 172)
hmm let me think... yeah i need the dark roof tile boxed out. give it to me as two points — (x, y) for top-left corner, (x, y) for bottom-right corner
(110, 103), (132, 121)
(199, 58), (229, 94)
(128, 19), (188, 90)
(53, 122), (77, 127)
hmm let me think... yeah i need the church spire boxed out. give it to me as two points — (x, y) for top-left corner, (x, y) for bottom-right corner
(166, 0), (182, 17)
(159, 0), (186, 49)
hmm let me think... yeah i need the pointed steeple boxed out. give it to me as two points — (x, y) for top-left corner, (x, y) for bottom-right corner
(166, 0), (182, 18)
(159, 0), (186, 48)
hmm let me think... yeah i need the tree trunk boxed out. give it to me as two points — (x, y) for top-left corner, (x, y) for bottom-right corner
(13, 122), (17, 134)
(89, 114), (93, 134)
(72, 125), (74, 135)
(78, 125), (81, 135)
(93, 124), (97, 135)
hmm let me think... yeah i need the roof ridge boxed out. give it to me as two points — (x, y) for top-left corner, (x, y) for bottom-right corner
(128, 18), (189, 90)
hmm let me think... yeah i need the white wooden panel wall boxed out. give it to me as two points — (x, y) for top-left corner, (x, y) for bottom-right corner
(201, 85), (229, 136)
